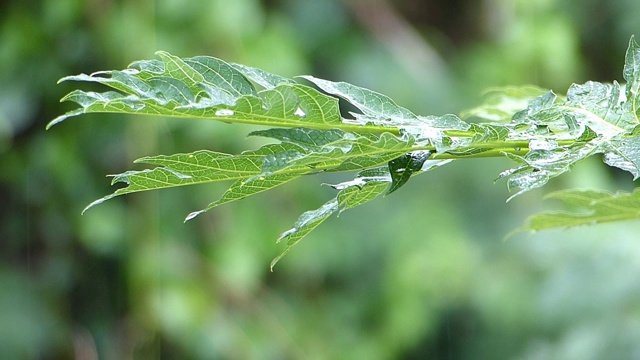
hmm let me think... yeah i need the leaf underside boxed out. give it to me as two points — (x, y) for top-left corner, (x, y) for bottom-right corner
(51, 37), (640, 268)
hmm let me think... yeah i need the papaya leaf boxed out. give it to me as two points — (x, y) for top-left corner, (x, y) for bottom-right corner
(271, 198), (339, 270)
(48, 51), (396, 135)
(271, 167), (392, 270)
(50, 36), (640, 268)
(249, 128), (349, 149)
(337, 181), (389, 212)
(83, 145), (306, 213)
(387, 150), (431, 194)
(516, 188), (640, 233)
(300, 75), (419, 126)
(602, 136), (640, 179)
(492, 36), (640, 197)
(460, 86), (549, 122)
(184, 173), (301, 221)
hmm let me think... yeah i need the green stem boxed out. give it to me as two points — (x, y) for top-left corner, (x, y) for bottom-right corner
(431, 147), (530, 159)
(418, 139), (579, 160)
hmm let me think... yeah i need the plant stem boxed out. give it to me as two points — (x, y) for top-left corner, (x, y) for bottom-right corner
(419, 139), (579, 160)
(431, 147), (530, 159)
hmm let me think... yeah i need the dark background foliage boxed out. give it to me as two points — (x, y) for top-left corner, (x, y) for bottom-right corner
(2, 0), (640, 358)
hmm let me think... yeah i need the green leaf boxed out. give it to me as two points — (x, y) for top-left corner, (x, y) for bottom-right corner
(300, 75), (419, 126)
(490, 37), (640, 198)
(252, 130), (421, 176)
(337, 180), (389, 212)
(387, 150), (431, 194)
(460, 86), (549, 122)
(249, 127), (348, 149)
(271, 198), (339, 270)
(49, 37), (640, 268)
(271, 167), (392, 269)
(497, 139), (600, 201)
(469, 123), (511, 142)
(602, 136), (640, 179)
(230, 63), (297, 89)
(564, 81), (636, 136)
(516, 188), (640, 233)
(49, 51), (397, 135)
(83, 145), (308, 212)
(184, 173), (301, 221)
(623, 36), (640, 113)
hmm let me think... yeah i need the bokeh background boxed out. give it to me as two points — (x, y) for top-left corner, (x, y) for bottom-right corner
(2, 0), (640, 358)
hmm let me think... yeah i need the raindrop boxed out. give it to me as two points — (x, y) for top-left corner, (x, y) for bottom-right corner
(335, 143), (353, 153)
(324, 178), (366, 190)
(165, 168), (192, 179)
(215, 109), (235, 117)
(294, 107), (306, 118)
(529, 139), (556, 150)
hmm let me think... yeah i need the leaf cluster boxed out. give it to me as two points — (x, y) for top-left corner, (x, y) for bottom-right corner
(50, 37), (640, 268)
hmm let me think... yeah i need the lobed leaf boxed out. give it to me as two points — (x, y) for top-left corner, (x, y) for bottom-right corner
(602, 136), (640, 179)
(460, 86), (549, 122)
(300, 75), (419, 126)
(184, 173), (301, 221)
(50, 37), (640, 267)
(387, 150), (431, 194)
(337, 181), (389, 212)
(516, 188), (640, 233)
(271, 198), (339, 270)
(271, 167), (393, 269)
(49, 51), (396, 135)
(492, 36), (640, 197)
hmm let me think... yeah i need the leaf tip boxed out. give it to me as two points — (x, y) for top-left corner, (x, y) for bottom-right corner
(503, 227), (529, 241)
(270, 247), (291, 271)
(46, 114), (70, 129)
(47, 108), (85, 129)
(269, 257), (279, 272)
(505, 189), (526, 203)
(276, 228), (294, 244)
(82, 192), (120, 214)
(82, 198), (105, 214)
(45, 118), (60, 130)
(184, 210), (203, 222)
(154, 50), (171, 57)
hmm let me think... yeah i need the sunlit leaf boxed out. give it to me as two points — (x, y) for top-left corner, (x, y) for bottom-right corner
(48, 51), (394, 135)
(300, 75), (419, 126)
(50, 37), (640, 267)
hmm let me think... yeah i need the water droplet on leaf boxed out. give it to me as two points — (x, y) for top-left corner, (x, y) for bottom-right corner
(215, 109), (235, 116)
(294, 107), (306, 118)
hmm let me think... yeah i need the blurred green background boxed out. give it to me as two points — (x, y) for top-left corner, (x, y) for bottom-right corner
(2, 0), (640, 358)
